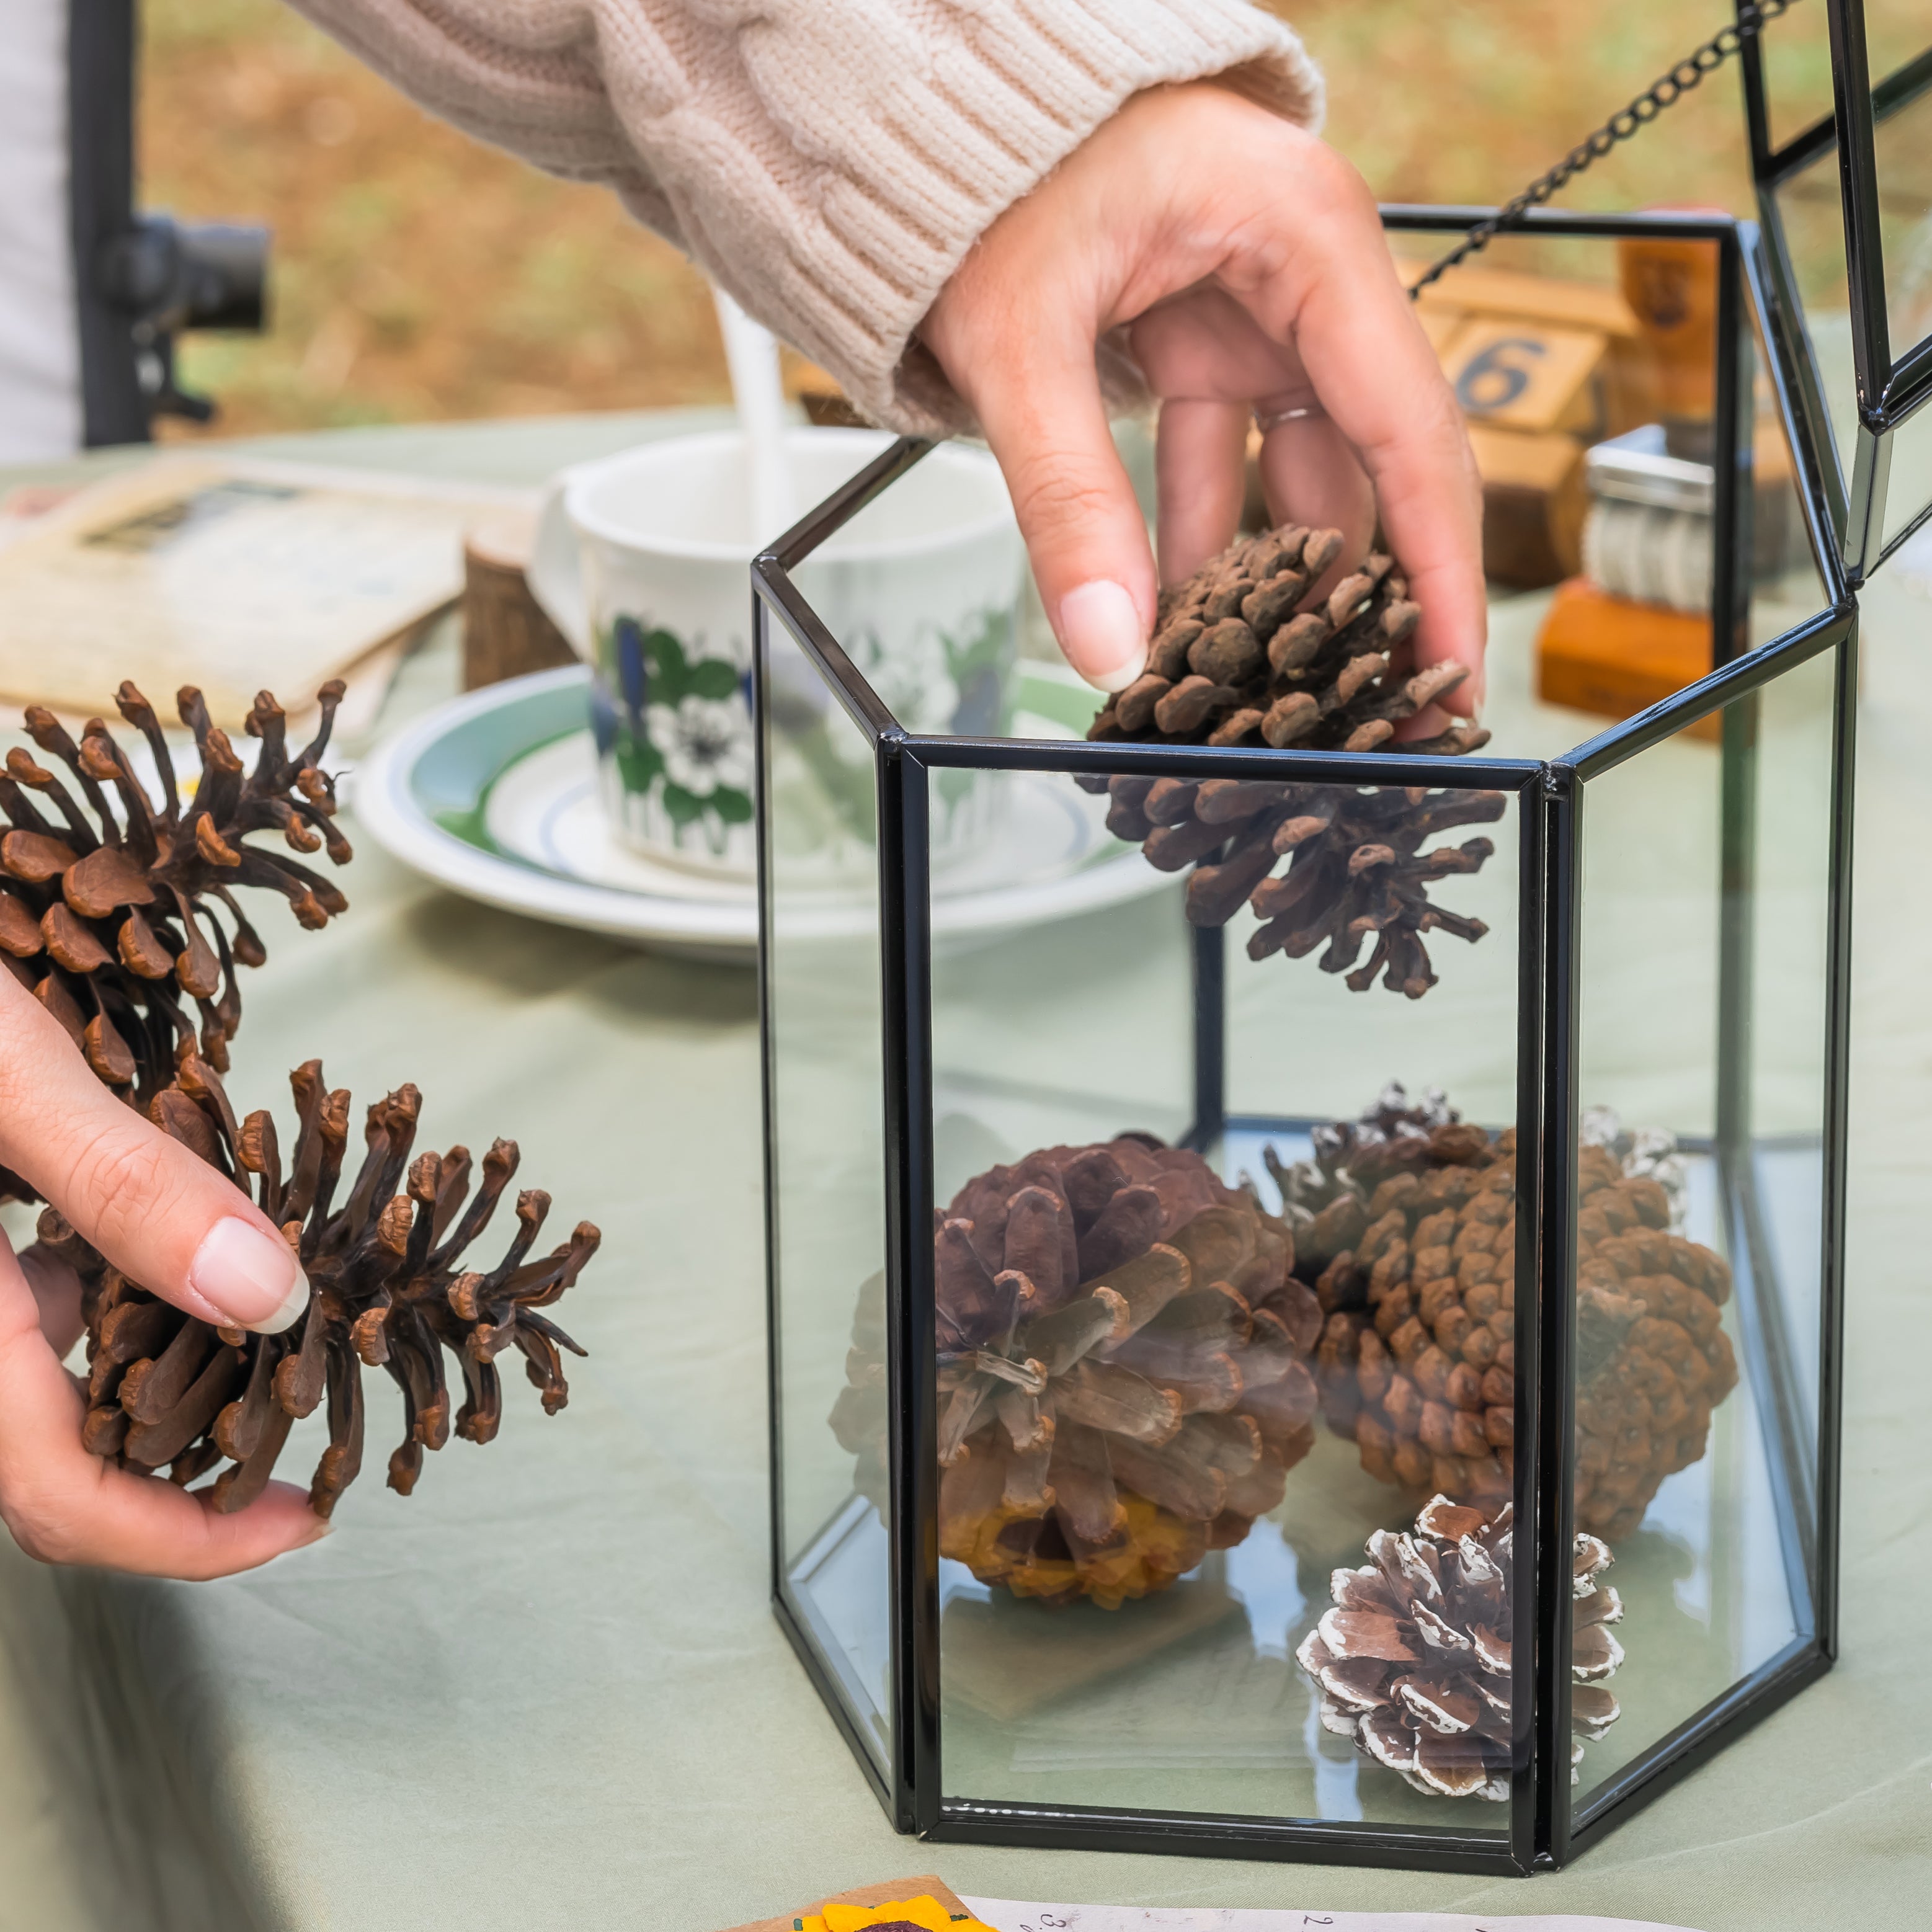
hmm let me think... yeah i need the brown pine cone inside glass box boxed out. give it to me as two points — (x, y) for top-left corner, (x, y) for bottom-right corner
(54, 1061), (598, 1516)
(832, 1136), (1322, 1609)
(1275, 1086), (1737, 1543)
(1296, 1495), (1624, 1800)
(0, 680), (350, 1172)
(1079, 528), (1502, 999)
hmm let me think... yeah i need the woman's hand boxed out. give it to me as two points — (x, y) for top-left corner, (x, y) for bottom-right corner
(923, 81), (1485, 710)
(0, 974), (325, 1577)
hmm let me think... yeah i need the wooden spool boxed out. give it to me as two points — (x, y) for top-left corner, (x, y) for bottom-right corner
(461, 510), (578, 690)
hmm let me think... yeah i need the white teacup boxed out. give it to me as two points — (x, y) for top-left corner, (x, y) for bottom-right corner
(528, 428), (1024, 881)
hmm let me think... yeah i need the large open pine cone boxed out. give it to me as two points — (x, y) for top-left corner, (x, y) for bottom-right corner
(0, 679), (349, 1134)
(1081, 528), (1502, 999)
(833, 1136), (1322, 1609)
(53, 1059), (598, 1517)
(1277, 1086), (1736, 1542)
(1296, 1496), (1624, 1800)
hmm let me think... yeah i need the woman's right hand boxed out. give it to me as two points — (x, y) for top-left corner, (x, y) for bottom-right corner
(0, 973), (326, 1577)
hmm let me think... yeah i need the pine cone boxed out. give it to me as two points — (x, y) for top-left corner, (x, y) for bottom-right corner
(1276, 1087), (1737, 1542)
(0, 680), (349, 1135)
(1094, 530), (1489, 759)
(1080, 529), (1502, 999)
(58, 1059), (598, 1517)
(1296, 1495), (1624, 1799)
(833, 1136), (1322, 1609)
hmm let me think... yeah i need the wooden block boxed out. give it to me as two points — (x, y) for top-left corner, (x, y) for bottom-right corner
(461, 510), (577, 690)
(1619, 232), (1721, 422)
(1415, 304), (1467, 355)
(1535, 576), (1718, 741)
(1466, 424), (1588, 589)
(1441, 316), (1609, 436)
(719, 1875), (980, 1932)
(1399, 256), (1643, 338)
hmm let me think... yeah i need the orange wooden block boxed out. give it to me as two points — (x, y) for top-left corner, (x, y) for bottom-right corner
(1535, 576), (1719, 741)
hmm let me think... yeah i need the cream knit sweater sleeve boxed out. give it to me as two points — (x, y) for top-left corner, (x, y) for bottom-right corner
(283, 0), (1323, 432)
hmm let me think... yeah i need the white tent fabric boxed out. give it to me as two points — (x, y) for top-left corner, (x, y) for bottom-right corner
(0, 0), (83, 463)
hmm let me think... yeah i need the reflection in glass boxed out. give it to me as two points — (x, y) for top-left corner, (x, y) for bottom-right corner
(1570, 648), (1835, 1807)
(912, 765), (1523, 1832)
(763, 615), (894, 1775)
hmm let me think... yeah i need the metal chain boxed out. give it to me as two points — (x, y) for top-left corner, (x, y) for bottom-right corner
(1412, 0), (1797, 295)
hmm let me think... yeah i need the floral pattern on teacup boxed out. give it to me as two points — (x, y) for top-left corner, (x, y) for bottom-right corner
(594, 615), (754, 855)
(595, 599), (1017, 863)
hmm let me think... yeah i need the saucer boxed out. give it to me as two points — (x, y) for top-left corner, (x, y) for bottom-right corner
(353, 664), (1171, 963)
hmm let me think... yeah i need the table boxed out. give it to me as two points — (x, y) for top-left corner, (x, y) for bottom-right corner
(2, 414), (1930, 1932)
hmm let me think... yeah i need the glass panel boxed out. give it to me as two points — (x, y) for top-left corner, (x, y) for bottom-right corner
(1760, 3), (1927, 158)
(1750, 305), (1833, 638)
(1859, 1), (1932, 89)
(1773, 142), (1861, 480)
(800, 440), (1026, 744)
(924, 757), (1521, 1835)
(1387, 228), (1726, 755)
(762, 605), (893, 1774)
(1758, 2), (1838, 156)
(1880, 401), (1932, 556)
(1872, 63), (1932, 361)
(1570, 645), (1835, 1810)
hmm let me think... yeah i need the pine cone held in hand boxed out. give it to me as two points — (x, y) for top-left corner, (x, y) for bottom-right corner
(1094, 529), (1489, 759)
(0, 680), (349, 1127)
(833, 1136), (1323, 1608)
(1082, 528), (1503, 999)
(60, 1060), (599, 1516)
(1296, 1495), (1624, 1799)
(7, 672), (603, 1520)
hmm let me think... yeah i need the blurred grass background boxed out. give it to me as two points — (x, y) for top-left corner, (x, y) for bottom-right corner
(144, 0), (1922, 437)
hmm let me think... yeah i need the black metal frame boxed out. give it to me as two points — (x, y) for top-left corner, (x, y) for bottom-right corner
(755, 207), (1858, 1873)
(1740, 0), (1932, 577)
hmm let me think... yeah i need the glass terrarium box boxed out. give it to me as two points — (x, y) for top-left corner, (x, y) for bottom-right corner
(755, 189), (1901, 1873)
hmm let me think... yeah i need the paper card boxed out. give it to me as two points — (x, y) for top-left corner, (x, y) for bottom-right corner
(958, 1899), (1701, 1932)
(0, 454), (527, 728)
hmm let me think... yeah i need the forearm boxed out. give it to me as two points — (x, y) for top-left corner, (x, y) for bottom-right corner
(282, 0), (1323, 429)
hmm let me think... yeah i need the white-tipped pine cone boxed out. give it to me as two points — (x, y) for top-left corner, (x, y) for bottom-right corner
(1296, 1495), (1624, 1799)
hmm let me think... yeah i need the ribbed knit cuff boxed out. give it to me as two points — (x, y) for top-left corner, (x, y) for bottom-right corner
(755, 1), (1327, 434)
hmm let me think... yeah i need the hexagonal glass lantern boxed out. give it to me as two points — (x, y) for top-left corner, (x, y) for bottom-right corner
(756, 204), (1859, 1873)
(1742, 0), (1932, 576)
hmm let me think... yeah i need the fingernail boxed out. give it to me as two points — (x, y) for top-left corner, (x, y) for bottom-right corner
(301, 1515), (335, 1546)
(1057, 579), (1147, 693)
(189, 1218), (310, 1335)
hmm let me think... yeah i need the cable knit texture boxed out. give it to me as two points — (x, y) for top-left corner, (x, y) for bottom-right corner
(285, 0), (1324, 432)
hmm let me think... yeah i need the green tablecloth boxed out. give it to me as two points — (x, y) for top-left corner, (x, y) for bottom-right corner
(3, 415), (1931, 1932)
